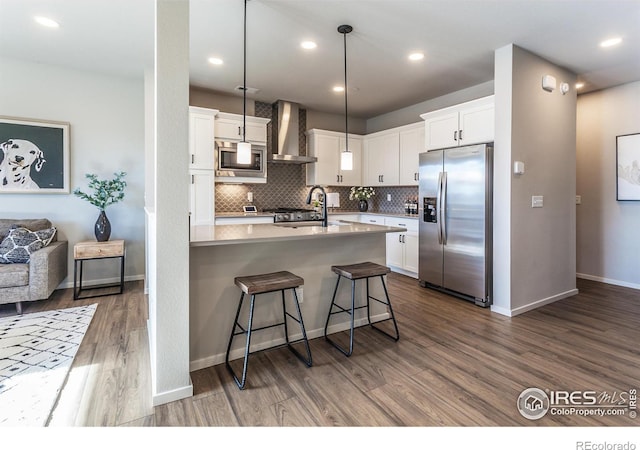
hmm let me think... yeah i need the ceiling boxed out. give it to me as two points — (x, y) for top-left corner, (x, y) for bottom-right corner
(1, 0), (639, 118)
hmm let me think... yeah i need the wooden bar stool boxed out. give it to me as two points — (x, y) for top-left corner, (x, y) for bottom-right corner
(324, 262), (400, 357)
(225, 271), (312, 390)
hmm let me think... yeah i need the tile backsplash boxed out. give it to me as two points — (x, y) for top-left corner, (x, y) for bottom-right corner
(215, 101), (419, 215)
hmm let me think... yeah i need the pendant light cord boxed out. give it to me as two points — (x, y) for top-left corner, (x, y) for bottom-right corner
(343, 29), (349, 152)
(243, 0), (247, 142)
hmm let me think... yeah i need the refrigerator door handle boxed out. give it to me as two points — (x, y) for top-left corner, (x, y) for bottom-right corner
(436, 171), (443, 244)
(441, 171), (448, 245)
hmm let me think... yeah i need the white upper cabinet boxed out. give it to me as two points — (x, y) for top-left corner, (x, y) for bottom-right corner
(215, 112), (269, 144)
(364, 131), (400, 186)
(398, 123), (425, 186)
(421, 95), (494, 150)
(189, 106), (217, 170)
(306, 129), (362, 186)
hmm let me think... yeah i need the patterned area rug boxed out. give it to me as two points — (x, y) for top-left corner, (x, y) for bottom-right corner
(0, 304), (97, 426)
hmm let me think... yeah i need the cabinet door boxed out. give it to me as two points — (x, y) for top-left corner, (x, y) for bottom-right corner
(189, 170), (215, 225)
(399, 127), (424, 185)
(189, 109), (215, 169)
(366, 133), (399, 185)
(339, 136), (362, 186)
(459, 102), (494, 145)
(215, 118), (242, 141)
(386, 232), (404, 269)
(245, 121), (267, 144)
(423, 110), (459, 150)
(307, 133), (340, 185)
(403, 232), (419, 273)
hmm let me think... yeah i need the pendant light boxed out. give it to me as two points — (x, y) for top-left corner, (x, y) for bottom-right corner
(338, 24), (353, 171)
(237, 0), (252, 165)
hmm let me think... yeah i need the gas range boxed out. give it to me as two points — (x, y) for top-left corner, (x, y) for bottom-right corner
(264, 208), (323, 223)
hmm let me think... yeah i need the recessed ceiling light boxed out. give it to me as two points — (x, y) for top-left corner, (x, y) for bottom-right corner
(333, 86), (344, 93)
(600, 37), (622, 48)
(34, 16), (59, 28)
(301, 41), (317, 50)
(575, 83), (584, 89)
(408, 52), (424, 61)
(208, 57), (224, 65)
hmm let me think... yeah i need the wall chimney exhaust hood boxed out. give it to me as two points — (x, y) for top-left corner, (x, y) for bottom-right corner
(269, 100), (317, 164)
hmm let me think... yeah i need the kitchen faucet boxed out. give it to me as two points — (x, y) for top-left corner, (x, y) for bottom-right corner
(306, 185), (328, 227)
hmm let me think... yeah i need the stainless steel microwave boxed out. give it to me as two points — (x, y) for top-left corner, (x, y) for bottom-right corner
(215, 140), (267, 180)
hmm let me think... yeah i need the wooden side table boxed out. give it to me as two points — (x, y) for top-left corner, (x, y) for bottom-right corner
(73, 239), (125, 300)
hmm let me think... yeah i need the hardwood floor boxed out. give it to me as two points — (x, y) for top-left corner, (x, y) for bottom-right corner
(2, 274), (638, 427)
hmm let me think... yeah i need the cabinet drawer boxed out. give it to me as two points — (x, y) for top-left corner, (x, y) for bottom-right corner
(74, 240), (124, 259)
(385, 217), (418, 232)
(359, 215), (385, 225)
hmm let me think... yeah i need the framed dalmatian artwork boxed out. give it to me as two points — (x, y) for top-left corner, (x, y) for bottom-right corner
(0, 116), (70, 194)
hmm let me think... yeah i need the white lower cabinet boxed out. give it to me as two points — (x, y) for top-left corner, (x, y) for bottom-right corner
(189, 170), (215, 226)
(385, 217), (418, 277)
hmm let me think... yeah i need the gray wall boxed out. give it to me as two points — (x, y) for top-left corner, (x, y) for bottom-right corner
(493, 44), (577, 315)
(576, 81), (640, 288)
(366, 81), (494, 133)
(0, 56), (146, 287)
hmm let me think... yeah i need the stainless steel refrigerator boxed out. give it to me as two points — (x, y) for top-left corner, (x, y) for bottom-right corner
(418, 143), (492, 307)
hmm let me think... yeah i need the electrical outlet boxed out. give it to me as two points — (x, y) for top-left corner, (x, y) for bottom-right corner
(247, 192), (253, 202)
(296, 287), (303, 304)
(387, 194), (391, 202)
(575, 195), (581, 205)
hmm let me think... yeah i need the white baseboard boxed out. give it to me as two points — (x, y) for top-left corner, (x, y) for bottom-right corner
(493, 289), (579, 317)
(58, 274), (145, 290)
(151, 382), (193, 407)
(577, 273), (640, 290)
(189, 312), (390, 372)
(389, 266), (418, 279)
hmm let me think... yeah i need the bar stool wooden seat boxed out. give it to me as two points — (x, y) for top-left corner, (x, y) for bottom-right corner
(225, 271), (312, 390)
(324, 262), (400, 357)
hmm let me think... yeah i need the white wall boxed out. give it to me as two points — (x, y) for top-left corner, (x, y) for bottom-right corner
(0, 56), (145, 286)
(576, 81), (640, 288)
(493, 44), (577, 316)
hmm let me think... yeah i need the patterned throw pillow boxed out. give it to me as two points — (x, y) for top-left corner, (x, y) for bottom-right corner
(0, 226), (57, 264)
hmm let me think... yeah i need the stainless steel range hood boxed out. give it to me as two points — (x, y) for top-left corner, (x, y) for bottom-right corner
(269, 100), (317, 164)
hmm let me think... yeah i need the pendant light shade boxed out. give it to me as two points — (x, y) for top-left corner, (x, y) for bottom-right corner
(238, 0), (252, 164)
(237, 141), (252, 165)
(338, 24), (353, 171)
(340, 149), (353, 171)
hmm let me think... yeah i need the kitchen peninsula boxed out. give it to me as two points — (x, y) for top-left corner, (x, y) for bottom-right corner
(188, 220), (406, 371)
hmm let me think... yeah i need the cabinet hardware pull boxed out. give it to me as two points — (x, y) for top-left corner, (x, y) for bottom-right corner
(191, 175), (194, 184)
(402, 235), (406, 243)
(191, 154), (194, 164)
(337, 174), (340, 183)
(459, 129), (463, 140)
(414, 172), (419, 181)
(398, 235), (402, 243)
(454, 130), (457, 141)
(381, 175), (384, 182)
(399, 223), (406, 226)
(238, 126), (241, 135)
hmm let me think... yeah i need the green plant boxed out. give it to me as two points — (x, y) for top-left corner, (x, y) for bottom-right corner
(349, 186), (375, 201)
(73, 172), (127, 211)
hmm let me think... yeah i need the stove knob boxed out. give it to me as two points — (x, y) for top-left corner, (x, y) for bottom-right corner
(283, 213), (290, 221)
(276, 214), (283, 222)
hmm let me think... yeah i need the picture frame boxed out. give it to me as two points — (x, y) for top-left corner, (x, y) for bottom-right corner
(616, 133), (640, 201)
(0, 116), (70, 194)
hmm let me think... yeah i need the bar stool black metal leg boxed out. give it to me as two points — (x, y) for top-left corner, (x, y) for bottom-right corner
(323, 274), (341, 338)
(286, 287), (312, 366)
(226, 292), (256, 390)
(369, 275), (400, 341)
(324, 274), (355, 357)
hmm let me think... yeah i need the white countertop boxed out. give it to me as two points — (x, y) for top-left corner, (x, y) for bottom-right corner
(190, 220), (406, 246)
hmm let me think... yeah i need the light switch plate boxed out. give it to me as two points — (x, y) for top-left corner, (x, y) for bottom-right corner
(576, 195), (581, 205)
(387, 194), (391, 201)
(532, 195), (544, 208)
